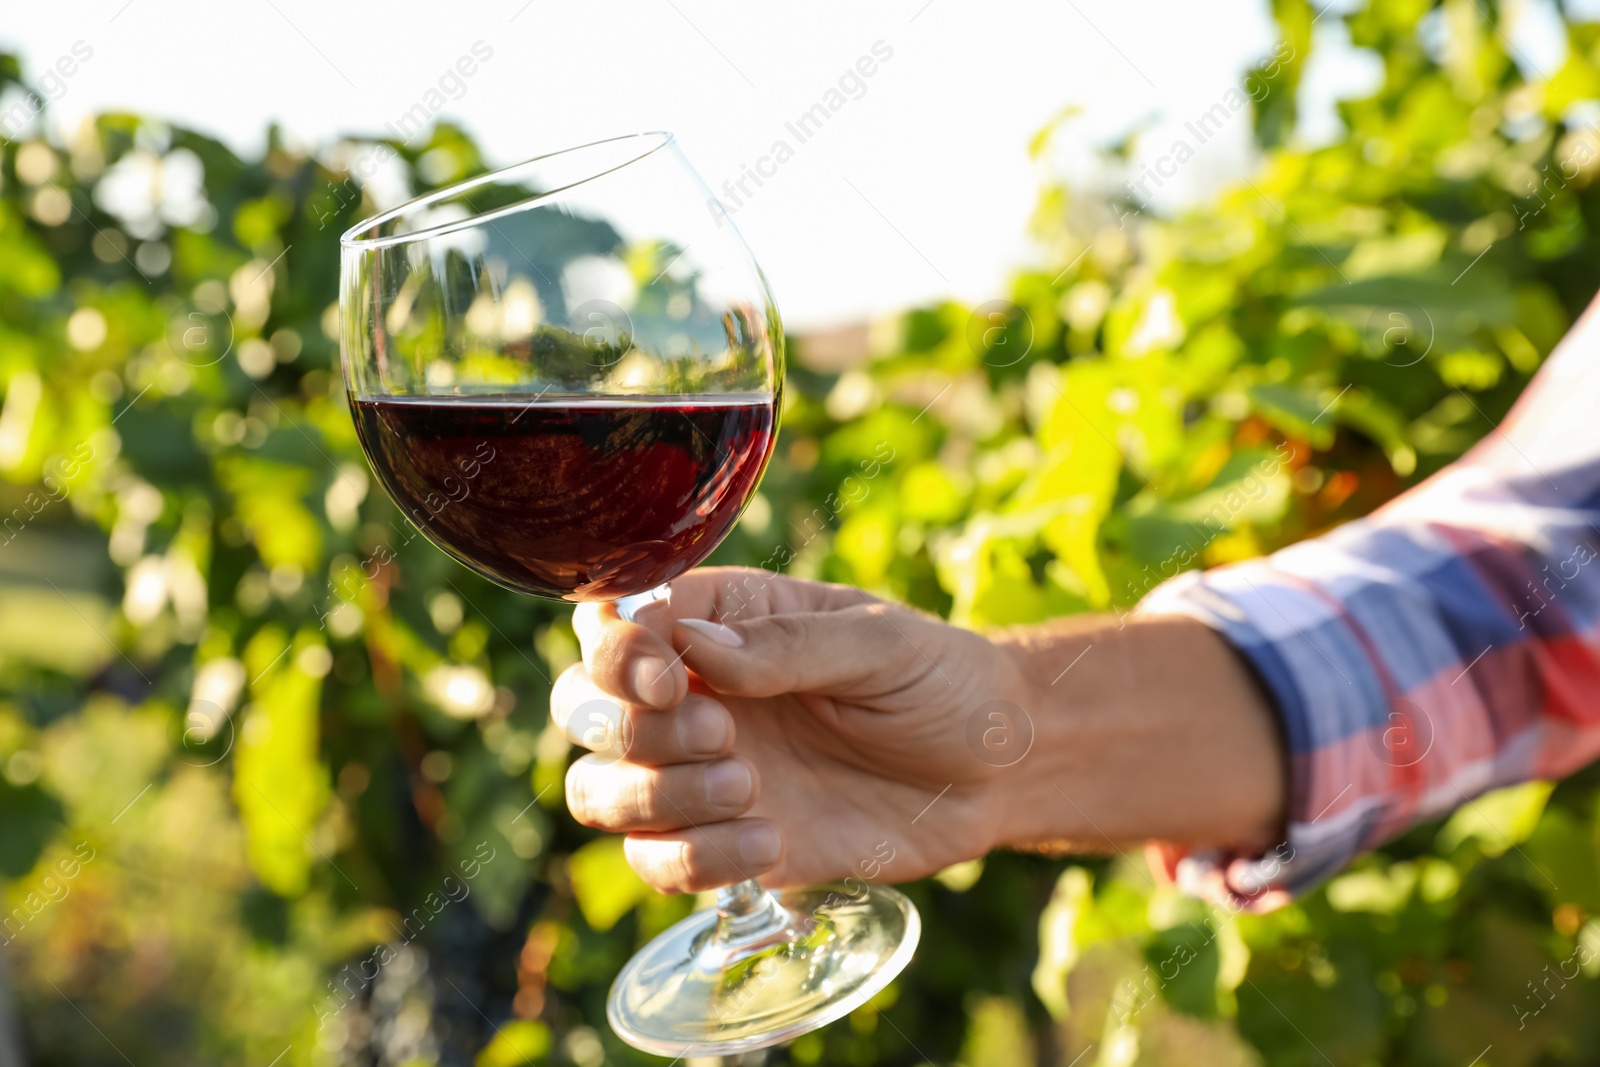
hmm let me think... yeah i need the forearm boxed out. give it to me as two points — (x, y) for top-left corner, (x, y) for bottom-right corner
(988, 615), (1286, 854)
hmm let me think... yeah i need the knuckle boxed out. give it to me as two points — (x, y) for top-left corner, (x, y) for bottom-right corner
(632, 836), (695, 894)
(549, 664), (588, 725)
(564, 762), (599, 826)
(671, 837), (715, 893)
(611, 707), (661, 763)
(856, 601), (912, 642)
(627, 769), (662, 826)
(861, 604), (927, 669)
(752, 616), (810, 691)
(593, 626), (648, 685)
(634, 833), (720, 895)
(765, 614), (809, 644)
(572, 760), (673, 833)
(613, 706), (642, 760)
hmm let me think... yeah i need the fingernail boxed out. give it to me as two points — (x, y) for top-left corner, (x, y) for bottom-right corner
(704, 760), (752, 808)
(738, 823), (782, 867)
(678, 699), (729, 755)
(630, 656), (676, 706)
(678, 618), (744, 648)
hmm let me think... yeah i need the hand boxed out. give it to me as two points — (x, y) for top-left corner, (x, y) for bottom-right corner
(551, 567), (1028, 894)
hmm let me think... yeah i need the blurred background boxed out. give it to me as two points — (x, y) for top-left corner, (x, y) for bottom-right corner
(4, 0), (1600, 1063)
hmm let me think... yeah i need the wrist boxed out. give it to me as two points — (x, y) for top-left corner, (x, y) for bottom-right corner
(983, 614), (1286, 855)
(984, 617), (1122, 851)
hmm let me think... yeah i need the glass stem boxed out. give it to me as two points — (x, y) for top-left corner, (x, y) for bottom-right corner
(716, 879), (789, 942)
(615, 583), (671, 623)
(616, 588), (789, 946)
(616, 586), (784, 943)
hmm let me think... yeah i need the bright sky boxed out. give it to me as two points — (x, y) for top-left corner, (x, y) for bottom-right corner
(2, 0), (1559, 329)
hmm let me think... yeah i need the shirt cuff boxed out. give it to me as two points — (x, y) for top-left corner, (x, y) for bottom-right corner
(1138, 566), (1384, 911)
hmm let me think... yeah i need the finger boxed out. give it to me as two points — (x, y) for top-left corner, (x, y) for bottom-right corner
(673, 600), (959, 701)
(551, 664), (734, 765)
(571, 602), (687, 709)
(571, 571), (873, 707)
(566, 754), (759, 833)
(663, 567), (874, 626)
(623, 819), (784, 894)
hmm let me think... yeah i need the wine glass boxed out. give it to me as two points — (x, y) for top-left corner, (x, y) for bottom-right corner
(339, 133), (919, 1058)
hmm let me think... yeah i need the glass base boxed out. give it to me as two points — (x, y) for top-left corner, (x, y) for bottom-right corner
(607, 882), (920, 1057)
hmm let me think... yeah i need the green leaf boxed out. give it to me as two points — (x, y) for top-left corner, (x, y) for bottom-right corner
(1247, 384), (1334, 448)
(232, 627), (331, 896)
(900, 461), (969, 524)
(1324, 862), (1417, 914)
(1524, 807), (1600, 913)
(1033, 867), (1095, 1019)
(1145, 923), (1223, 1019)
(1437, 781), (1555, 857)
(567, 836), (650, 932)
(959, 996), (1036, 1067)
(0, 778), (64, 879)
(474, 1020), (550, 1067)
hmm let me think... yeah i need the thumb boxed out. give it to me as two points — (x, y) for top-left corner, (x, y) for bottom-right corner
(673, 602), (941, 701)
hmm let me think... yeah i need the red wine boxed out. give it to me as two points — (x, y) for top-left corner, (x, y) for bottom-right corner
(350, 393), (776, 600)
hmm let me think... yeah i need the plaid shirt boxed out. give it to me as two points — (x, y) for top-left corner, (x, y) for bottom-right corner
(1141, 303), (1600, 910)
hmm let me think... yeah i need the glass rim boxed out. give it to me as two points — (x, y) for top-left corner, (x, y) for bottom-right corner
(339, 130), (675, 253)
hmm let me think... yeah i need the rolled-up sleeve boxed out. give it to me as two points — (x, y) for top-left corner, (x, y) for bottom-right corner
(1140, 304), (1600, 909)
